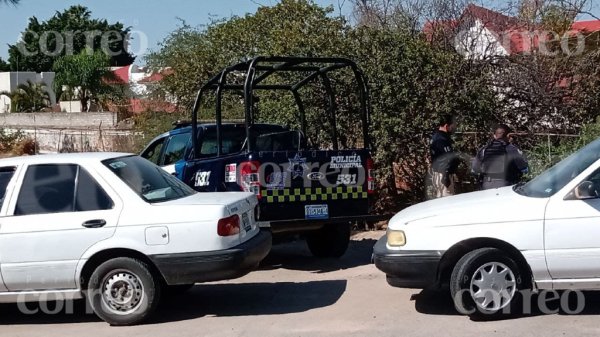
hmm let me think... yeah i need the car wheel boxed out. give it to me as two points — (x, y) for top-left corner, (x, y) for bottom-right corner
(306, 222), (351, 258)
(450, 248), (523, 318)
(87, 257), (161, 326)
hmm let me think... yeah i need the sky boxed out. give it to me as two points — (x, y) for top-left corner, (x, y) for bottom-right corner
(0, 0), (352, 63)
(0, 0), (598, 64)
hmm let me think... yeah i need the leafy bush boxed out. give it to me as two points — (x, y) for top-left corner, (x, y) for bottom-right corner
(0, 128), (36, 155)
(526, 120), (600, 177)
(145, 1), (500, 212)
(131, 110), (186, 152)
(0, 129), (24, 153)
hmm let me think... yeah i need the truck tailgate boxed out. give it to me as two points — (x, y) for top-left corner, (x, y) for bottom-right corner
(254, 150), (371, 222)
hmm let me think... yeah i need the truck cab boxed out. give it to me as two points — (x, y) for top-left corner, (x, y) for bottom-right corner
(142, 123), (288, 176)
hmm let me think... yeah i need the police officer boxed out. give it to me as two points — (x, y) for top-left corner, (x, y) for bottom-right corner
(430, 115), (460, 198)
(473, 124), (528, 190)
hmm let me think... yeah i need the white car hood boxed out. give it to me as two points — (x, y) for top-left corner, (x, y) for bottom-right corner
(389, 186), (549, 229)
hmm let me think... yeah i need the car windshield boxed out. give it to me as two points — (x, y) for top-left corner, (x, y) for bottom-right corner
(515, 138), (600, 198)
(103, 156), (196, 203)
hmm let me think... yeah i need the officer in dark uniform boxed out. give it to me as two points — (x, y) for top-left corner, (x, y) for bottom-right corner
(430, 115), (460, 198)
(472, 124), (528, 190)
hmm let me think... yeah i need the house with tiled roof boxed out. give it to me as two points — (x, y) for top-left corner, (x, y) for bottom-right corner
(109, 65), (176, 113)
(445, 4), (600, 59)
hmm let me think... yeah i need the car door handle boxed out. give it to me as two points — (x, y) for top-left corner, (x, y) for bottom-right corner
(82, 219), (107, 228)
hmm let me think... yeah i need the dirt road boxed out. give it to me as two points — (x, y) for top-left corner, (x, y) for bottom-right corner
(1, 231), (600, 337)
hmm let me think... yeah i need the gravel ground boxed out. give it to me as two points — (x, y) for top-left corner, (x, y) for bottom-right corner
(1, 231), (600, 337)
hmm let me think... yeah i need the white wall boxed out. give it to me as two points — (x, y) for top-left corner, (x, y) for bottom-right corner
(0, 72), (57, 113)
(59, 101), (83, 113)
(455, 19), (509, 59)
(0, 73), (13, 114)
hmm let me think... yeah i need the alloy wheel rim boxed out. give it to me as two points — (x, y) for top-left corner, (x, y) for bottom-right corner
(469, 262), (517, 312)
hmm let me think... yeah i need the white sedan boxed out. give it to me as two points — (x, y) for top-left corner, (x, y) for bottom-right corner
(0, 153), (271, 325)
(374, 137), (600, 316)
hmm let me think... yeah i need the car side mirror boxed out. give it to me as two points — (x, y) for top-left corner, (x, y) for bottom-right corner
(573, 181), (599, 200)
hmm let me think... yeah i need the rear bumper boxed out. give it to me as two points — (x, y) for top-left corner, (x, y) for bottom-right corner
(263, 214), (391, 234)
(372, 235), (443, 289)
(150, 230), (272, 285)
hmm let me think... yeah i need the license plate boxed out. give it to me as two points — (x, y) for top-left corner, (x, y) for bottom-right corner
(242, 212), (251, 232)
(305, 205), (329, 220)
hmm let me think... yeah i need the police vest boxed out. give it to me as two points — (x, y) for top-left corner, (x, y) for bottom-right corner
(481, 140), (508, 178)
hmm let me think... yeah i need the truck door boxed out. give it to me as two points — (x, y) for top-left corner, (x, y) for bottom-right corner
(141, 136), (167, 165)
(160, 132), (191, 175)
(183, 125), (247, 192)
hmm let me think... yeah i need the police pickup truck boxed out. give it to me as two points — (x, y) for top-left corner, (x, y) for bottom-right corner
(142, 57), (380, 258)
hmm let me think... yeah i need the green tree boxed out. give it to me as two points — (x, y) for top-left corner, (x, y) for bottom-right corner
(146, 0), (348, 111)
(146, 0), (499, 209)
(8, 5), (134, 72)
(0, 58), (9, 71)
(0, 80), (51, 112)
(53, 49), (122, 112)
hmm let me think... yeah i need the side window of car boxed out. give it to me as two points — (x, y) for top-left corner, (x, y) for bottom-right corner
(76, 168), (114, 211)
(163, 133), (190, 166)
(15, 164), (78, 216)
(222, 128), (247, 155)
(199, 127), (246, 158)
(14, 165), (114, 216)
(199, 128), (218, 158)
(141, 137), (166, 165)
(0, 167), (16, 210)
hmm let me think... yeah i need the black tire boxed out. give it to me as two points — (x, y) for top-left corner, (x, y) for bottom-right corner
(87, 257), (161, 326)
(306, 222), (351, 258)
(450, 248), (524, 318)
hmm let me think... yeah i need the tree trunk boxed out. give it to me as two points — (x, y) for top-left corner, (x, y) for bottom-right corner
(80, 96), (89, 112)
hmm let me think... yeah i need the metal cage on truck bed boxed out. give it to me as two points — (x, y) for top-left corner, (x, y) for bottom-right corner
(190, 56), (372, 157)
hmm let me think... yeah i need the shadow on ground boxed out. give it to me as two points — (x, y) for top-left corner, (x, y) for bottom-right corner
(413, 288), (600, 321)
(259, 237), (378, 273)
(0, 280), (347, 325)
(0, 233), (378, 325)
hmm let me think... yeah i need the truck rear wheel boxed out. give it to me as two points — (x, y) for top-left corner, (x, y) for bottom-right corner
(306, 222), (351, 258)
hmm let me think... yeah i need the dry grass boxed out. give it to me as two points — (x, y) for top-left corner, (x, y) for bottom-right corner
(0, 138), (37, 158)
(12, 138), (36, 155)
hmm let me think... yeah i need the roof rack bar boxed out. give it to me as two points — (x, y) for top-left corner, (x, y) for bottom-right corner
(191, 56), (370, 155)
(253, 66), (321, 85)
(292, 89), (307, 137)
(215, 68), (231, 157)
(290, 64), (349, 91)
(243, 58), (261, 152)
(205, 84), (293, 90)
(319, 72), (339, 150)
(191, 86), (206, 159)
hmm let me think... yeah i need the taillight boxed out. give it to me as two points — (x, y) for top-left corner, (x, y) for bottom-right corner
(239, 161), (262, 199)
(217, 215), (240, 236)
(367, 158), (375, 194)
